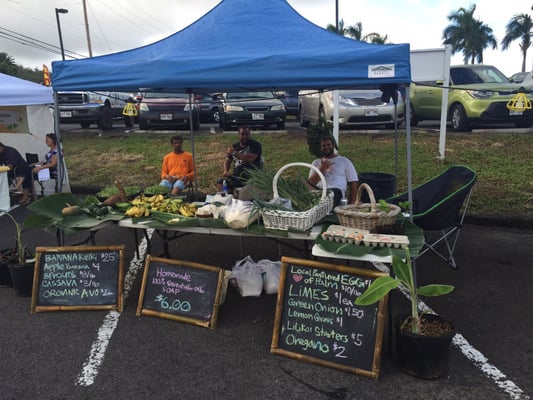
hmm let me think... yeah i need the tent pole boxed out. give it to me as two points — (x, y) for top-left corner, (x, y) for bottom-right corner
(405, 86), (413, 222)
(187, 91), (197, 199)
(53, 90), (65, 245)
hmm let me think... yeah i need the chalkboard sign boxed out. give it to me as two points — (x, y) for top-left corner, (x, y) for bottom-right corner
(31, 245), (125, 313)
(136, 256), (229, 329)
(271, 256), (388, 378)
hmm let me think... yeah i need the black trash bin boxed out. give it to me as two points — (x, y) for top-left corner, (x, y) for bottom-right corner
(358, 172), (396, 203)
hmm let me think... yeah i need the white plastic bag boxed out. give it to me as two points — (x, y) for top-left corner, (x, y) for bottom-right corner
(230, 256), (263, 297)
(224, 198), (259, 229)
(258, 259), (281, 294)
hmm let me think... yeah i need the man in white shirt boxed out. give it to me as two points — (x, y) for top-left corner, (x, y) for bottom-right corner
(308, 136), (359, 205)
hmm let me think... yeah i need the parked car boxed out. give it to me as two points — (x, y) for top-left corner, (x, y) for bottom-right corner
(274, 90), (299, 116)
(509, 71), (529, 83)
(410, 64), (533, 131)
(138, 92), (200, 130)
(298, 89), (405, 129)
(194, 92), (221, 123)
(217, 91), (286, 130)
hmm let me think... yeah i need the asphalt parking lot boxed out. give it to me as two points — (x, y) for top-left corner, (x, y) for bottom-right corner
(1, 197), (532, 399)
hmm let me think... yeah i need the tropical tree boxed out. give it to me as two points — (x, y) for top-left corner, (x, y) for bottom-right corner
(501, 13), (533, 72)
(442, 5), (497, 64)
(0, 52), (17, 75)
(326, 19), (387, 43)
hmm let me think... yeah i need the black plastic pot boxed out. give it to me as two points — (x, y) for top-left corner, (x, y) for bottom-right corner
(395, 314), (455, 379)
(0, 262), (13, 287)
(8, 262), (35, 297)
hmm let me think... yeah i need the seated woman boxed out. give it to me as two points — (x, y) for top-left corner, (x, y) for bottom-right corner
(31, 133), (59, 181)
(0, 142), (33, 204)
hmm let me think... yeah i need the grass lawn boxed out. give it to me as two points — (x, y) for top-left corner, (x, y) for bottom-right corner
(61, 128), (533, 218)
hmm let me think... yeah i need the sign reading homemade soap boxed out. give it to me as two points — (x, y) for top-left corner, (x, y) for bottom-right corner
(31, 245), (125, 313)
(271, 256), (388, 378)
(136, 256), (229, 329)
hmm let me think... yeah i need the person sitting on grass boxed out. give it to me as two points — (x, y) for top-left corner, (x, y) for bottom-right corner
(216, 126), (262, 194)
(307, 135), (358, 206)
(159, 135), (195, 195)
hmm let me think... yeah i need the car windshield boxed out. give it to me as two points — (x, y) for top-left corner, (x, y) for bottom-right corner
(226, 92), (275, 100)
(143, 92), (189, 99)
(451, 66), (510, 85)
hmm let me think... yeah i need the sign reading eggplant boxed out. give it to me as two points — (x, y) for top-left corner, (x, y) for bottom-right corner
(136, 256), (229, 329)
(31, 245), (125, 313)
(271, 257), (388, 379)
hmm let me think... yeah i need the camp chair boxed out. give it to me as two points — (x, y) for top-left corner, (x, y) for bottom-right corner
(26, 152), (58, 197)
(389, 165), (477, 269)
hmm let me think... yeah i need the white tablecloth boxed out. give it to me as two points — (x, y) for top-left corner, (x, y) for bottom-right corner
(0, 171), (10, 211)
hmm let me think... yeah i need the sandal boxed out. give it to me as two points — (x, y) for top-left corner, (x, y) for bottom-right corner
(18, 197), (31, 205)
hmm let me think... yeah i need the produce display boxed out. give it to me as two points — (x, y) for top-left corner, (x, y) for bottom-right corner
(123, 194), (197, 218)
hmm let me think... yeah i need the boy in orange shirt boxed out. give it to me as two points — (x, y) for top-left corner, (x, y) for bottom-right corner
(160, 136), (195, 195)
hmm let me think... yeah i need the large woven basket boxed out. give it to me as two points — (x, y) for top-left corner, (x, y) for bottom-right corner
(261, 162), (334, 231)
(334, 183), (400, 232)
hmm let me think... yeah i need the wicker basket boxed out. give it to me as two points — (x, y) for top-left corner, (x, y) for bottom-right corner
(334, 183), (400, 232)
(261, 162), (334, 231)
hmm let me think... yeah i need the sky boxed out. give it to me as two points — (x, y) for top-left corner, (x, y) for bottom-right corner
(0, 0), (531, 78)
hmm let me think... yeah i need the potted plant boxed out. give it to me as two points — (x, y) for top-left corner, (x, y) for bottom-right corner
(4, 212), (35, 297)
(355, 247), (455, 379)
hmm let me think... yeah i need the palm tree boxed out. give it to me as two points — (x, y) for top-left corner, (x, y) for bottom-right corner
(442, 5), (497, 64)
(0, 52), (18, 75)
(327, 20), (387, 43)
(326, 18), (347, 35)
(501, 13), (533, 72)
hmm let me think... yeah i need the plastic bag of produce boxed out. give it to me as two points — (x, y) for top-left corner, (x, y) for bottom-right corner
(230, 256), (263, 297)
(258, 259), (281, 294)
(224, 198), (259, 229)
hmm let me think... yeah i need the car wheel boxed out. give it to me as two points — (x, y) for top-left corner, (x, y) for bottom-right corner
(192, 119), (200, 131)
(318, 106), (326, 122)
(211, 109), (220, 123)
(277, 122), (285, 130)
(97, 105), (113, 130)
(80, 122), (91, 129)
(299, 107), (310, 127)
(409, 105), (419, 127)
(450, 104), (470, 132)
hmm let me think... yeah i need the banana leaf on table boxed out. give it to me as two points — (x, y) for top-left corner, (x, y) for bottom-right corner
(315, 219), (424, 259)
(26, 193), (125, 234)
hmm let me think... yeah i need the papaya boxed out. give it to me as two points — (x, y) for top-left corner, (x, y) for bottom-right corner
(61, 205), (82, 216)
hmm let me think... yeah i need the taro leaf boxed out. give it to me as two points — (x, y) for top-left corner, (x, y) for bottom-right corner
(28, 192), (81, 219)
(27, 192), (124, 232)
(417, 284), (454, 297)
(354, 275), (400, 306)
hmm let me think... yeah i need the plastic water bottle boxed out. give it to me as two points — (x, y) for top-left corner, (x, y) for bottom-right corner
(222, 179), (228, 196)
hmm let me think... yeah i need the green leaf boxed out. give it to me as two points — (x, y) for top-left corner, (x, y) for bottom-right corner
(355, 276), (400, 306)
(417, 284), (455, 297)
(391, 254), (412, 287)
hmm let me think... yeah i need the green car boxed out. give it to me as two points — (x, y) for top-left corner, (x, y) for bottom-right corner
(410, 64), (533, 131)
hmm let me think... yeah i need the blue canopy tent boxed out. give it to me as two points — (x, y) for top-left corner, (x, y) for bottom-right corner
(51, 0), (413, 205)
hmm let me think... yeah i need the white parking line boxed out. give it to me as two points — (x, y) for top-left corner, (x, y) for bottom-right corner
(76, 230), (153, 387)
(373, 262), (530, 400)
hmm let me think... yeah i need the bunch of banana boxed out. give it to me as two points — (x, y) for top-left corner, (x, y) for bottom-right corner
(125, 205), (150, 218)
(150, 198), (184, 213)
(178, 203), (197, 217)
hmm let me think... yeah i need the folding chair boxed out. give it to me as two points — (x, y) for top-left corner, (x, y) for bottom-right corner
(389, 165), (477, 269)
(26, 152), (58, 197)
